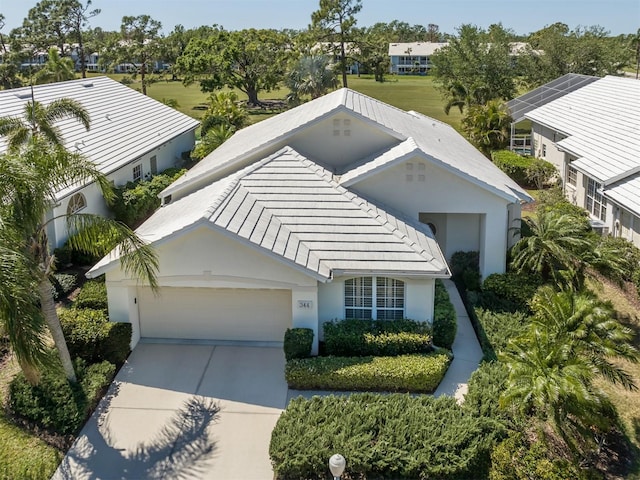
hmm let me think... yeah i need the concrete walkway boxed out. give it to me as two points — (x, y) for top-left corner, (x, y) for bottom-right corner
(433, 279), (484, 402)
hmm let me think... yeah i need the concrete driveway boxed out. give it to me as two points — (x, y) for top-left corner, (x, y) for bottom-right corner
(53, 343), (288, 480)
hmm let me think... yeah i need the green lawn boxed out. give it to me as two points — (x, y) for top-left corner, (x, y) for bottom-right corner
(88, 72), (461, 130)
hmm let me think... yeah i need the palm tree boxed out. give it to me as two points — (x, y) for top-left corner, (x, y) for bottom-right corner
(191, 124), (235, 161)
(0, 97), (89, 151)
(34, 47), (77, 85)
(285, 55), (339, 106)
(462, 99), (512, 157)
(510, 209), (593, 289)
(500, 286), (637, 447)
(0, 97), (158, 383)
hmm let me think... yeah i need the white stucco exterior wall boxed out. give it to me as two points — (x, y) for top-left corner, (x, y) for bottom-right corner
(317, 276), (435, 340)
(350, 156), (512, 277)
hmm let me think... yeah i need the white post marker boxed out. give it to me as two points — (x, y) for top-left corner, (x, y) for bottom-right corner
(329, 453), (346, 480)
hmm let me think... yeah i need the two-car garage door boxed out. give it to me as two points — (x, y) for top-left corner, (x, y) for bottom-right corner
(137, 287), (292, 342)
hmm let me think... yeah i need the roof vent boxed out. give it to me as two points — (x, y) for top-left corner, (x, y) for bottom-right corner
(82, 82), (94, 88)
(15, 92), (32, 100)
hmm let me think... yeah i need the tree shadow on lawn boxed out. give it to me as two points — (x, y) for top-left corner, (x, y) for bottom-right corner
(55, 393), (220, 480)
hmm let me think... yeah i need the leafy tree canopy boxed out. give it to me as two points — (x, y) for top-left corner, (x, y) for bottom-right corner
(431, 23), (517, 114)
(176, 28), (290, 105)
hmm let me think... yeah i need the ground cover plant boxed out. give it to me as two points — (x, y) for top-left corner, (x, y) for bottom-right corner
(270, 393), (497, 480)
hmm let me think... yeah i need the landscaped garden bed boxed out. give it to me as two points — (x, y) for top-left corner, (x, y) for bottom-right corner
(286, 350), (452, 393)
(270, 393), (497, 480)
(283, 279), (457, 393)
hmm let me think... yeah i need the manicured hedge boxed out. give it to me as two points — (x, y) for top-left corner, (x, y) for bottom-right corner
(283, 328), (313, 361)
(73, 280), (108, 311)
(491, 150), (556, 188)
(285, 351), (451, 393)
(9, 359), (115, 435)
(270, 393), (497, 480)
(323, 318), (432, 357)
(59, 308), (132, 365)
(433, 279), (457, 349)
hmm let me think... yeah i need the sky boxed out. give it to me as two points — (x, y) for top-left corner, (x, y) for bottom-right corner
(1, 0), (639, 36)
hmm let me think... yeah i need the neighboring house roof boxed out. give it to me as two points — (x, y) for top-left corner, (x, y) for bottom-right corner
(605, 174), (640, 217)
(0, 76), (199, 200)
(163, 88), (530, 204)
(508, 73), (599, 123)
(89, 146), (449, 280)
(525, 75), (640, 185)
(388, 42), (448, 57)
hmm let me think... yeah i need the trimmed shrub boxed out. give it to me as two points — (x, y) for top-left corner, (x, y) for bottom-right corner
(59, 308), (132, 365)
(323, 318), (431, 357)
(433, 279), (457, 349)
(285, 351), (451, 393)
(472, 308), (529, 361)
(450, 250), (481, 291)
(283, 328), (313, 361)
(110, 168), (186, 227)
(492, 150), (531, 185)
(74, 280), (108, 311)
(270, 393), (496, 479)
(53, 242), (100, 267)
(9, 359), (115, 435)
(593, 236), (640, 283)
(481, 272), (542, 313)
(51, 273), (77, 300)
(492, 151), (555, 188)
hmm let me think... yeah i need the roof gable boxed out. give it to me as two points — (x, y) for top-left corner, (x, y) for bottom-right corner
(90, 146), (449, 280)
(163, 88), (530, 204)
(0, 77), (199, 199)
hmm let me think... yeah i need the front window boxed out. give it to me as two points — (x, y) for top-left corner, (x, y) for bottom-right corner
(586, 178), (606, 221)
(67, 192), (86, 215)
(345, 277), (405, 320)
(567, 166), (577, 186)
(133, 164), (142, 182)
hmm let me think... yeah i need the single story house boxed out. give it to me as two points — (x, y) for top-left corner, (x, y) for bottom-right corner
(89, 88), (530, 352)
(0, 76), (199, 247)
(525, 75), (640, 245)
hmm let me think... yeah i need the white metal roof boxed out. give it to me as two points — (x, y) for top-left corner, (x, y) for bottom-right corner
(0, 77), (199, 200)
(163, 88), (530, 204)
(604, 174), (640, 217)
(89, 146), (449, 280)
(525, 76), (640, 185)
(388, 42), (448, 57)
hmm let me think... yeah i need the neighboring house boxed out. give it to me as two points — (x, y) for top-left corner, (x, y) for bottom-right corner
(507, 73), (599, 155)
(0, 76), (199, 247)
(89, 88), (530, 353)
(525, 75), (640, 244)
(388, 42), (448, 75)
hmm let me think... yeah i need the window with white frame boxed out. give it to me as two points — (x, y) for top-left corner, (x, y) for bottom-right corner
(132, 164), (142, 182)
(567, 165), (577, 186)
(66, 192), (86, 215)
(586, 177), (606, 221)
(345, 277), (405, 320)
